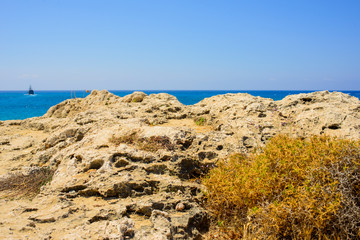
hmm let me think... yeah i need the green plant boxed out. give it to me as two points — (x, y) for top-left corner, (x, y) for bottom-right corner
(203, 135), (360, 239)
(195, 117), (206, 126)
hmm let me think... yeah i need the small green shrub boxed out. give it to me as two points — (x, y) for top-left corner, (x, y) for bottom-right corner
(0, 167), (55, 199)
(203, 135), (360, 239)
(195, 117), (206, 126)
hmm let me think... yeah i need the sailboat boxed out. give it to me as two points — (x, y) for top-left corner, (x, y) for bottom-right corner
(28, 85), (34, 95)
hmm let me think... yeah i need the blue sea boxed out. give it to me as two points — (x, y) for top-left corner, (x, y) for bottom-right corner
(0, 90), (359, 121)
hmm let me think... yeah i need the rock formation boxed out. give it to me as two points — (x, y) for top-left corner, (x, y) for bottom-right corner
(0, 90), (359, 239)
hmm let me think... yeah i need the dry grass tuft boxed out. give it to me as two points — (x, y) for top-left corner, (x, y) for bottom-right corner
(109, 133), (175, 152)
(109, 132), (138, 145)
(138, 135), (175, 152)
(0, 167), (54, 199)
(203, 135), (360, 239)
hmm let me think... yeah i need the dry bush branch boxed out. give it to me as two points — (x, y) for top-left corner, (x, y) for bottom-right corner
(203, 135), (360, 239)
(0, 167), (54, 199)
(109, 133), (175, 152)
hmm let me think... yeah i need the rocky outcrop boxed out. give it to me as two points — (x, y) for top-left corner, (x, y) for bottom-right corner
(0, 90), (359, 239)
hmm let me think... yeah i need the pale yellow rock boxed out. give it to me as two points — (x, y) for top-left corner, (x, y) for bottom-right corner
(0, 90), (359, 239)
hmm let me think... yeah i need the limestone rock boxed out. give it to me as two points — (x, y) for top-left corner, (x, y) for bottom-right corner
(0, 90), (359, 239)
(121, 91), (147, 103)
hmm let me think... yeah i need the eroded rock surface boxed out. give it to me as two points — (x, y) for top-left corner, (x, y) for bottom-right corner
(0, 90), (359, 239)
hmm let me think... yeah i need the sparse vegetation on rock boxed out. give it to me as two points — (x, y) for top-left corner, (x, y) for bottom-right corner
(194, 117), (206, 126)
(0, 90), (359, 239)
(109, 132), (175, 152)
(0, 167), (54, 199)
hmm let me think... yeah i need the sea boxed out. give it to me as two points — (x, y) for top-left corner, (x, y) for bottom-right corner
(0, 90), (359, 121)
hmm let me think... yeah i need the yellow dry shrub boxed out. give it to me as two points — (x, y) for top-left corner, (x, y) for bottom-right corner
(203, 135), (360, 239)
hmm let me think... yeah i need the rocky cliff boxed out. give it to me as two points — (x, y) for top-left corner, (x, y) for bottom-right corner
(0, 90), (359, 239)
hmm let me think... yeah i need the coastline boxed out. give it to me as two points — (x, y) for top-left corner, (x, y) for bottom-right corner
(0, 90), (359, 239)
(1, 89), (360, 121)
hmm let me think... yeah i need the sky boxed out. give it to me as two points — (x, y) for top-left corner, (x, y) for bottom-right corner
(0, 0), (359, 90)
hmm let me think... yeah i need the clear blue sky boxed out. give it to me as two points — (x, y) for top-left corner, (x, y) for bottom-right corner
(1, 0), (359, 90)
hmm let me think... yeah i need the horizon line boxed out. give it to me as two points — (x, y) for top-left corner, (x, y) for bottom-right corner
(1, 89), (360, 92)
